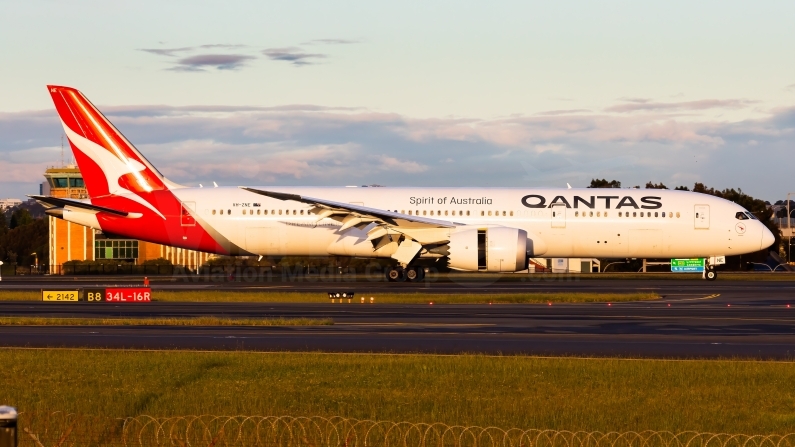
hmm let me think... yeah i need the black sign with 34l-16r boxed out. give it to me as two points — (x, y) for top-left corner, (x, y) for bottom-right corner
(84, 288), (152, 303)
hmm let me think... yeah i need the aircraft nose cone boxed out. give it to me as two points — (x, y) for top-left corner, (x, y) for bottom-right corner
(761, 226), (775, 250)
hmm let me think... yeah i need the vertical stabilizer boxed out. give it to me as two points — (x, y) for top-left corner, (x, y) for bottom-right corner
(47, 85), (173, 199)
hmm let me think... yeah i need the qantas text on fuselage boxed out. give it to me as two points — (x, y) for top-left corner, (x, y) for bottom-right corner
(35, 85), (775, 282)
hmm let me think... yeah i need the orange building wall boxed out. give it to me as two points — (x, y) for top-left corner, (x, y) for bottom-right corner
(49, 216), (94, 272)
(48, 217), (213, 273)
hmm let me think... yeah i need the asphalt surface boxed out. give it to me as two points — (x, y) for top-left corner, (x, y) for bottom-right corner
(1, 277), (794, 358)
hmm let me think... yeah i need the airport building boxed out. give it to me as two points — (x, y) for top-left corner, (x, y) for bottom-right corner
(0, 198), (22, 211)
(44, 165), (212, 273)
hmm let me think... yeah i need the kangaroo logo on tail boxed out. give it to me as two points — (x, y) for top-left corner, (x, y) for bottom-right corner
(48, 86), (181, 218)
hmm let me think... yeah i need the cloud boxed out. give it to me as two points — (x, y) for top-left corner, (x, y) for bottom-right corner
(786, 83), (795, 91)
(377, 155), (428, 173)
(2, 101), (793, 201)
(301, 38), (361, 45)
(606, 99), (756, 113)
(139, 44), (254, 71)
(535, 109), (591, 116)
(169, 54), (255, 71)
(139, 46), (195, 57)
(262, 47), (327, 65)
(139, 44), (247, 57)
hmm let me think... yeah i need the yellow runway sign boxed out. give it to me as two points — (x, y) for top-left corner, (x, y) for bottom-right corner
(42, 290), (79, 302)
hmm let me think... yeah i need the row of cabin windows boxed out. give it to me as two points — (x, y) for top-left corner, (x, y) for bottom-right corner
(573, 211), (680, 218)
(212, 209), (309, 216)
(393, 210), (516, 217)
(209, 209), (682, 218)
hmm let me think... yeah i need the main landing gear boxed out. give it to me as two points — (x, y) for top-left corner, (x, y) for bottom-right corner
(385, 266), (426, 282)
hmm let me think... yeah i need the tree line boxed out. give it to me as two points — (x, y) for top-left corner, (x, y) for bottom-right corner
(0, 207), (48, 267)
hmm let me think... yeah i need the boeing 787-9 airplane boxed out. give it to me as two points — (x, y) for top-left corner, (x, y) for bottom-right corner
(33, 86), (775, 282)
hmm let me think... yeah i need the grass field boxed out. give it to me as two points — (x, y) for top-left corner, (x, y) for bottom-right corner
(2, 349), (794, 434)
(0, 316), (332, 326)
(0, 290), (659, 303)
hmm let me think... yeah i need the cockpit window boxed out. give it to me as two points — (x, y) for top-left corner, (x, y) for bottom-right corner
(736, 212), (748, 220)
(746, 212), (757, 220)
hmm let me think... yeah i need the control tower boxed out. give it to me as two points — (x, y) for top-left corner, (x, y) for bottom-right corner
(42, 164), (87, 199)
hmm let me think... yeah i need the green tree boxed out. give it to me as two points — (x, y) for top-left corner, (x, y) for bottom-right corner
(645, 182), (668, 189)
(9, 208), (33, 229)
(588, 179), (621, 188)
(674, 185), (689, 191)
(0, 211), (7, 237)
(0, 217), (48, 266)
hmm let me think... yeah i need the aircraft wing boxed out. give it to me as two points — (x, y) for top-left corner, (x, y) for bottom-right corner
(239, 187), (459, 230)
(29, 195), (130, 217)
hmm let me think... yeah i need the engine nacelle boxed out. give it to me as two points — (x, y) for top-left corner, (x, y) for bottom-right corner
(448, 227), (545, 272)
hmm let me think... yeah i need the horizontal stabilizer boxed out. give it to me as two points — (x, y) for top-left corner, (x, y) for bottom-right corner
(28, 195), (130, 217)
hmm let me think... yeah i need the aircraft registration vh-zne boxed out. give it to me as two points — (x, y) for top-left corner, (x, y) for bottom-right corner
(34, 86), (775, 282)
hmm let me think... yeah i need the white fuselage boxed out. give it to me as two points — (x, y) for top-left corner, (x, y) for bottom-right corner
(167, 186), (771, 261)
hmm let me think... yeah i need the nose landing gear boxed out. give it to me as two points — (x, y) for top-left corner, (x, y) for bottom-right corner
(705, 268), (717, 281)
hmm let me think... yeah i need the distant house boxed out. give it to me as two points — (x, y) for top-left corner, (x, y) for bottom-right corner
(0, 198), (22, 211)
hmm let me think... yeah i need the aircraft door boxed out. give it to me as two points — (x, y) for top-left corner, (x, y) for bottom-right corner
(550, 204), (566, 229)
(180, 202), (196, 226)
(694, 205), (710, 229)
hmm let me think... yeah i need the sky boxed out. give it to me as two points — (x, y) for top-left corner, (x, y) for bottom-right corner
(1, 0), (794, 202)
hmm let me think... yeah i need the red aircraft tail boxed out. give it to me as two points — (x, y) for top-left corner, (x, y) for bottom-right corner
(47, 85), (172, 199)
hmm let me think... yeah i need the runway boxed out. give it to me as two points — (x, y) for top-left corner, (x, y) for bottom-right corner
(1, 278), (794, 358)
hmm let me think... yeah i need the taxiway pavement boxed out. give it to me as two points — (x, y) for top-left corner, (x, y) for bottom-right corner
(0, 278), (793, 358)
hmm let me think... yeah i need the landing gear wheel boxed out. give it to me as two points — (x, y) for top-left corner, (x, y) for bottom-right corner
(386, 267), (405, 282)
(405, 267), (425, 282)
(705, 268), (717, 281)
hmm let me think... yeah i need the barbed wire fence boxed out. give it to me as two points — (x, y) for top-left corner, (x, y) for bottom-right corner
(15, 413), (795, 447)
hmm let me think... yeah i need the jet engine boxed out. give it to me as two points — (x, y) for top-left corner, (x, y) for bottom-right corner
(447, 227), (546, 272)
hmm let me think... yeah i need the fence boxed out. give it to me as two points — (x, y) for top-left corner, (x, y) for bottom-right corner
(1, 263), (394, 277)
(15, 413), (795, 447)
(1, 264), (181, 276)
